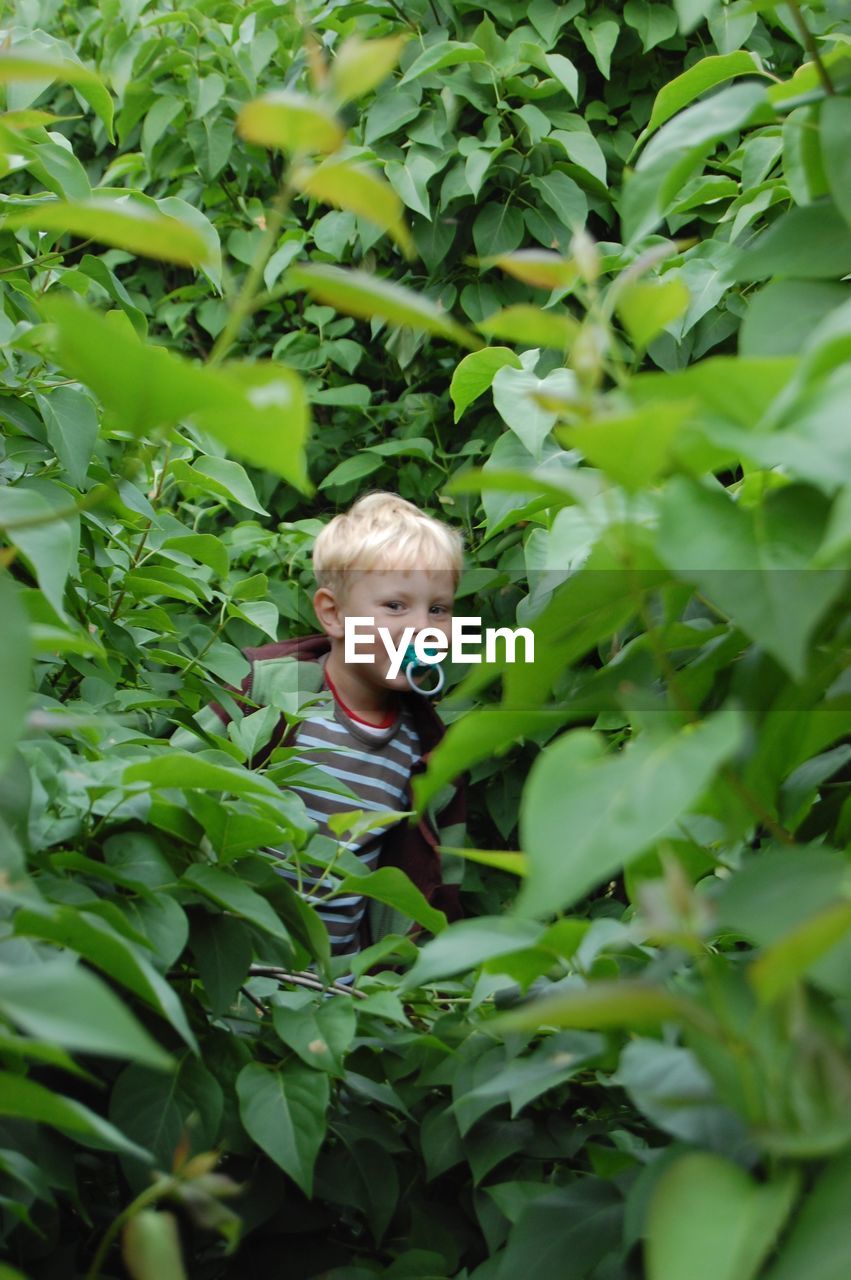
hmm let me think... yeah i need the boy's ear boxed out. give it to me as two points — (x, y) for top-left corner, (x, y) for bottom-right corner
(313, 586), (345, 639)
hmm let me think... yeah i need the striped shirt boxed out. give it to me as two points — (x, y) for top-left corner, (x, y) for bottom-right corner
(271, 659), (420, 956)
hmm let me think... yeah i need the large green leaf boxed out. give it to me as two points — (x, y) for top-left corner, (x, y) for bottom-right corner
(764, 1154), (851, 1280)
(657, 478), (847, 678)
(110, 1057), (223, 1174)
(399, 41), (485, 85)
(517, 711), (743, 917)
(450, 347), (521, 421)
(731, 203), (851, 281)
(334, 867), (447, 936)
(13, 905), (197, 1052)
(9, 197), (209, 266)
(642, 51), (768, 140)
(403, 918), (545, 989)
(236, 1061), (329, 1196)
(647, 1154), (799, 1280)
(0, 1072), (151, 1161)
(0, 574), (31, 771)
(44, 300), (310, 490)
(0, 958), (172, 1069)
(496, 981), (704, 1033)
(287, 264), (479, 348)
(182, 864), (293, 946)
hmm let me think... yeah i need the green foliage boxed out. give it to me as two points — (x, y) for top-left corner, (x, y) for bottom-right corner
(1, 0), (850, 1277)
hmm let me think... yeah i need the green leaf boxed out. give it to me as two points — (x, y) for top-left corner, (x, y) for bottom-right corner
(616, 278), (690, 350)
(318, 453), (384, 491)
(110, 1057), (223, 1174)
(13, 906), (197, 1053)
(624, 0), (678, 53)
(819, 97), (851, 229)
(0, 1071), (151, 1161)
(9, 197), (209, 266)
(190, 915), (252, 1016)
(674, 0), (720, 35)
(403, 917), (545, 988)
(0, 574), (31, 771)
(528, 172), (587, 232)
(561, 402), (691, 490)
(293, 159), (414, 259)
(124, 752), (282, 800)
(236, 91), (343, 153)
(0, 487), (75, 618)
(272, 992), (356, 1074)
(486, 250), (579, 290)
(35, 386), (98, 489)
(237, 1061), (329, 1196)
(517, 711), (743, 917)
(399, 41), (485, 85)
(331, 35), (407, 103)
(472, 203), (525, 258)
(740, 281), (849, 358)
(732, 203), (851, 281)
(0, 48), (114, 141)
(288, 264), (479, 349)
(161, 534), (229, 579)
(0, 958), (172, 1069)
(763, 1154), (851, 1280)
(123, 1211), (187, 1280)
(478, 306), (579, 350)
(647, 1154), (799, 1280)
(181, 864), (292, 946)
(496, 981), (703, 1032)
(172, 457), (269, 516)
(657, 479), (847, 678)
(450, 347), (522, 422)
(492, 362), (579, 458)
(44, 301), (310, 491)
(642, 51), (768, 140)
(543, 52), (579, 101)
(640, 81), (771, 168)
(385, 152), (437, 220)
(575, 14), (619, 79)
(334, 867), (447, 936)
(749, 902), (851, 1004)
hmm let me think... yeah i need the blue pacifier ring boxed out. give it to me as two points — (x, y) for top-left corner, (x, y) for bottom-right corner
(402, 642), (445, 697)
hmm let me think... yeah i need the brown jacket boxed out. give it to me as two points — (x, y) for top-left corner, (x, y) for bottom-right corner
(210, 633), (465, 922)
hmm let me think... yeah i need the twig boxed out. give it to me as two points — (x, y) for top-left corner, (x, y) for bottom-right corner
(785, 0), (835, 96)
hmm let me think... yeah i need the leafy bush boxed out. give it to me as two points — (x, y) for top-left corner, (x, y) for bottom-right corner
(1, 1), (850, 1278)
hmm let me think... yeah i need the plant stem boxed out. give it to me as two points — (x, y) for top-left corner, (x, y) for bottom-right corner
(209, 175), (295, 366)
(85, 1179), (172, 1280)
(108, 444), (172, 622)
(785, 0), (835, 95)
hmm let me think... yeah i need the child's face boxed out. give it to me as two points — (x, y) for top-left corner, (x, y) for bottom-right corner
(316, 568), (456, 692)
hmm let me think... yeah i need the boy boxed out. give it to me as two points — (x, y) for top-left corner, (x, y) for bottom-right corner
(202, 492), (466, 961)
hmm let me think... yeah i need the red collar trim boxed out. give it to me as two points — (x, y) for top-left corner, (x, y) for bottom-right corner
(323, 666), (397, 729)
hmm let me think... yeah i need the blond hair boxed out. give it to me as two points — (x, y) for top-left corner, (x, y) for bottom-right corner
(313, 491), (464, 596)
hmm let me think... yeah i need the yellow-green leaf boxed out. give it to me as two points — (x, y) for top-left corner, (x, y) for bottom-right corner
(288, 263), (480, 349)
(237, 91), (343, 154)
(560, 402), (691, 490)
(293, 159), (414, 258)
(750, 901), (851, 1004)
(478, 305), (579, 350)
(331, 35), (407, 102)
(8, 197), (208, 266)
(438, 845), (528, 877)
(495, 981), (706, 1033)
(485, 249), (580, 290)
(617, 278), (690, 349)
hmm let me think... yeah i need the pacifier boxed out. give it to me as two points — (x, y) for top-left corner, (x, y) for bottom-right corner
(402, 640), (445, 696)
